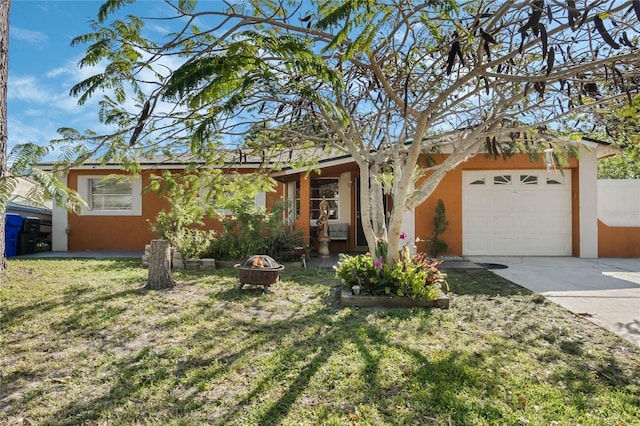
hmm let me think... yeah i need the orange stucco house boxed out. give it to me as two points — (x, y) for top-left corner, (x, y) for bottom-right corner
(44, 138), (640, 258)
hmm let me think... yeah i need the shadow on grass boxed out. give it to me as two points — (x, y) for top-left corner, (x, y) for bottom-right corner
(5, 265), (638, 425)
(447, 269), (533, 296)
(48, 297), (639, 425)
(0, 285), (146, 332)
(7, 257), (143, 272)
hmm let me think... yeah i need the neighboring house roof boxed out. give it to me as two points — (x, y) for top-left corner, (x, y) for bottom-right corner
(7, 176), (53, 210)
(7, 198), (52, 219)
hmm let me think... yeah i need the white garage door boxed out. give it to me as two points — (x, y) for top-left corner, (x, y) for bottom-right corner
(463, 170), (572, 256)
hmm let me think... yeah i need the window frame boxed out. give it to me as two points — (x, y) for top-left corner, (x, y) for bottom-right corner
(310, 178), (340, 221)
(77, 175), (142, 216)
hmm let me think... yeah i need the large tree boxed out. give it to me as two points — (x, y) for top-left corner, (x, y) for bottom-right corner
(63, 0), (640, 263)
(0, 2), (85, 277)
(0, 0), (9, 271)
(587, 92), (640, 178)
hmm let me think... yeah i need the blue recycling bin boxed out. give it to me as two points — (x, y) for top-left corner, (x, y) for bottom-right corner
(5, 213), (24, 257)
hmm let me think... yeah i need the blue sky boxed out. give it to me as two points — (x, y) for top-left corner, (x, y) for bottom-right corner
(8, 0), (174, 157)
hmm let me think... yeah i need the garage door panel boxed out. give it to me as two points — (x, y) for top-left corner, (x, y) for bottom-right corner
(464, 236), (570, 256)
(464, 192), (490, 210)
(519, 236), (570, 255)
(464, 215), (490, 231)
(464, 238), (490, 253)
(515, 215), (546, 233)
(463, 170), (572, 256)
(542, 192), (570, 208)
(492, 193), (516, 210)
(515, 214), (568, 231)
(488, 237), (517, 253)
(492, 215), (519, 232)
(517, 192), (551, 211)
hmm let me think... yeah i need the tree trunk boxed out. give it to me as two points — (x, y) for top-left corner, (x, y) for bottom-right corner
(0, 1), (10, 276)
(145, 239), (175, 290)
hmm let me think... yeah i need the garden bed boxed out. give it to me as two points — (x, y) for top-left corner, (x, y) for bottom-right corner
(341, 289), (450, 309)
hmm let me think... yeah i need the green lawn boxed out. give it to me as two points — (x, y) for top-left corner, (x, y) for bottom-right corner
(1, 259), (639, 425)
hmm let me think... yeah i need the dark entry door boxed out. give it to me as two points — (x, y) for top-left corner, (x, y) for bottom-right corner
(355, 178), (367, 248)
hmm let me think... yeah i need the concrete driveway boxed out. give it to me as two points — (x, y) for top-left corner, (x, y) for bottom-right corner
(468, 256), (640, 347)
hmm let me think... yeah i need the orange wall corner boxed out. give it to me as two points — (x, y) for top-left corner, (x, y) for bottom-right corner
(598, 220), (640, 258)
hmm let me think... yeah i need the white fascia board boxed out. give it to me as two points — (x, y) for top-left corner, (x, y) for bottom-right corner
(271, 155), (355, 177)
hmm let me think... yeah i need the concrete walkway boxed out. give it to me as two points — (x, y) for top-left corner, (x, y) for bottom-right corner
(468, 256), (640, 347)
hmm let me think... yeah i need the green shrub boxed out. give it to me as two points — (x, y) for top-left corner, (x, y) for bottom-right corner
(335, 249), (448, 300)
(428, 199), (449, 257)
(206, 199), (302, 261)
(171, 228), (214, 260)
(148, 170), (215, 260)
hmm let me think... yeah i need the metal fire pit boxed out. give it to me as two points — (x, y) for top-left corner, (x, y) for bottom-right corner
(235, 255), (284, 293)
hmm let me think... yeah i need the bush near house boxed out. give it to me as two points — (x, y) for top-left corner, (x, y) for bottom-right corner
(206, 199), (303, 261)
(428, 198), (449, 257)
(149, 171), (302, 262)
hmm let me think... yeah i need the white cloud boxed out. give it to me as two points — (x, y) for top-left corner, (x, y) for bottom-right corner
(45, 54), (107, 84)
(11, 26), (48, 44)
(146, 23), (173, 36)
(45, 67), (68, 79)
(8, 115), (59, 150)
(8, 76), (51, 102)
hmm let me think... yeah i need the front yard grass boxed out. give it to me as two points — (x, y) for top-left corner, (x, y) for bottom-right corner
(1, 259), (639, 425)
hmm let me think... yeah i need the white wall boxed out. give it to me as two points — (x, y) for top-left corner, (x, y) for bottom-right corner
(598, 179), (640, 227)
(578, 146), (598, 258)
(51, 175), (68, 252)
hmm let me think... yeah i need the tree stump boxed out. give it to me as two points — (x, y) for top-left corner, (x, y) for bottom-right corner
(145, 240), (175, 290)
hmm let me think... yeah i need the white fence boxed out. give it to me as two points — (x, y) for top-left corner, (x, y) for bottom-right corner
(598, 179), (640, 227)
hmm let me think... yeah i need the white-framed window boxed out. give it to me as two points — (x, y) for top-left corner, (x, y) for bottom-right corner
(77, 175), (142, 216)
(294, 181), (301, 220)
(493, 174), (512, 185)
(520, 174), (539, 185)
(546, 176), (565, 185)
(310, 178), (339, 220)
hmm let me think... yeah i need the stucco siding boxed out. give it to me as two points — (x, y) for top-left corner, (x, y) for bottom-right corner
(67, 170), (168, 251)
(598, 221), (640, 257)
(597, 179), (640, 258)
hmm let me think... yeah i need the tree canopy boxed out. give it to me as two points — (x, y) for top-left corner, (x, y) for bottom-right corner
(59, 0), (640, 260)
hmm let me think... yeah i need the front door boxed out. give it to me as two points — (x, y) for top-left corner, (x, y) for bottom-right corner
(355, 177), (368, 248)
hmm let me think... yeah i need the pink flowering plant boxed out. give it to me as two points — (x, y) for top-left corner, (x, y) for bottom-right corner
(334, 245), (448, 300)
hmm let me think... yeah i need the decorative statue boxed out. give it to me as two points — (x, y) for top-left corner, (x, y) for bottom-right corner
(316, 197), (330, 238)
(316, 196), (331, 258)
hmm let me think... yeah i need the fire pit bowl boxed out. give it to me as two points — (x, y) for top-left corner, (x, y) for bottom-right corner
(235, 255), (285, 293)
